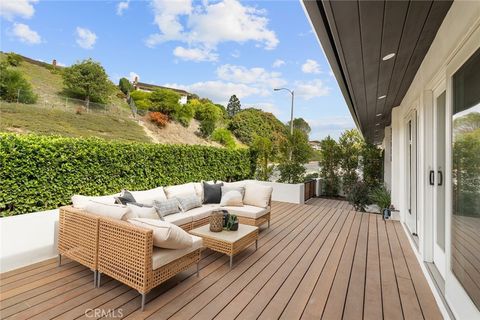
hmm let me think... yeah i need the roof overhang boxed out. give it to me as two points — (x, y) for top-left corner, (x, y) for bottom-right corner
(302, 0), (452, 143)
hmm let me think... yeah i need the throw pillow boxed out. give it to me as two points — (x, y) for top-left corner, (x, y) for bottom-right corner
(243, 184), (273, 208)
(127, 203), (162, 220)
(203, 181), (223, 204)
(84, 201), (136, 220)
(221, 186), (245, 198)
(128, 218), (193, 249)
(115, 189), (136, 205)
(176, 194), (202, 212)
(153, 198), (181, 217)
(220, 190), (244, 207)
(130, 187), (167, 206)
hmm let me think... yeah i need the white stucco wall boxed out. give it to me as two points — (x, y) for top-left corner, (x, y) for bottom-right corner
(388, 2), (480, 318)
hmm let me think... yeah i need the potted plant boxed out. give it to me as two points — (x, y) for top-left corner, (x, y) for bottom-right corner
(370, 185), (392, 219)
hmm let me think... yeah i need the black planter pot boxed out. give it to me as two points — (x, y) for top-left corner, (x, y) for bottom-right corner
(383, 208), (391, 220)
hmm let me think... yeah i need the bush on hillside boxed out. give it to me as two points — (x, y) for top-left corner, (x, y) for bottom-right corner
(211, 128), (236, 149)
(192, 100), (223, 122)
(199, 119), (216, 137)
(6, 53), (22, 67)
(173, 103), (195, 127)
(228, 108), (287, 145)
(149, 88), (180, 115)
(119, 77), (133, 94)
(149, 111), (169, 127)
(0, 64), (38, 104)
(0, 133), (255, 215)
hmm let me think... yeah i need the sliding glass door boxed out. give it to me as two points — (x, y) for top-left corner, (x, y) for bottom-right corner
(451, 47), (480, 309)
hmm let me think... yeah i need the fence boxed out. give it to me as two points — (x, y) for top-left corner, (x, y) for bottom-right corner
(304, 179), (317, 201)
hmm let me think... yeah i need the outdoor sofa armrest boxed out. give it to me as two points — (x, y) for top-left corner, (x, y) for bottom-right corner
(98, 217), (154, 293)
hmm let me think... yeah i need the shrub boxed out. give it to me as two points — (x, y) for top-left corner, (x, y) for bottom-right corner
(211, 128), (236, 149)
(173, 103), (195, 127)
(149, 88), (180, 115)
(0, 133), (255, 216)
(118, 77), (133, 94)
(304, 172), (319, 182)
(361, 142), (383, 190)
(370, 185), (391, 210)
(338, 129), (363, 195)
(149, 112), (169, 127)
(199, 119), (216, 137)
(6, 53), (22, 67)
(229, 108), (287, 145)
(0, 64), (38, 104)
(193, 100), (223, 122)
(347, 181), (370, 212)
(318, 136), (341, 196)
(252, 135), (276, 181)
(277, 129), (312, 184)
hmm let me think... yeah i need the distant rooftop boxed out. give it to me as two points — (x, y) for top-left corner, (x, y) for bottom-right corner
(134, 81), (191, 96)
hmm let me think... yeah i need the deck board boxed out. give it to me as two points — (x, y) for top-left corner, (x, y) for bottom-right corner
(0, 199), (442, 320)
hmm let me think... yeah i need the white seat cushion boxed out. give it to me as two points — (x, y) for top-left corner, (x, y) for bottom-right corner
(152, 235), (203, 270)
(185, 206), (214, 221)
(130, 187), (167, 206)
(128, 218), (193, 249)
(163, 212), (193, 226)
(222, 205), (270, 219)
(72, 194), (118, 209)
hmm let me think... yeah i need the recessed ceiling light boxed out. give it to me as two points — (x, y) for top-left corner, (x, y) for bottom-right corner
(382, 53), (396, 61)
(378, 95), (386, 100)
(375, 123), (380, 126)
(376, 113), (382, 117)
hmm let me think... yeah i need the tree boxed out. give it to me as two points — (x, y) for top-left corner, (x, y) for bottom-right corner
(199, 119), (216, 137)
(0, 63), (37, 104)
(277, 129), (313, 184)
(62, 59), (111, 108)
(227, 94), (241, 117)
(118, 77), (133, 94)
(361, 142), (383, 190)
(338, 129), (363, 195)
(287, 118), (311, 136)
(318, 136), (341, 196)
(149, 88), (180, 115)
(252, 135), (276, 181)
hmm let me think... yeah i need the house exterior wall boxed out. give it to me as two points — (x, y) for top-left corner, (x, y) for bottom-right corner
(387, 1), (480, 318)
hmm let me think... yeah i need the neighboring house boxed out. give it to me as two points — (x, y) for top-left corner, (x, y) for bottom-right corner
(308, 140), (321, 151)
(132, 77), (190, 105)
(304, 1), (480, 318)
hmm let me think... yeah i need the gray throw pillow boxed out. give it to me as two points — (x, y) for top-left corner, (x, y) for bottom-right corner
(115, 189), (136, 205)
(203, 181), (223, 204)
(153, 198), (180, 217)
(221, 186), (245, 198)
(176, 194), (202, 212)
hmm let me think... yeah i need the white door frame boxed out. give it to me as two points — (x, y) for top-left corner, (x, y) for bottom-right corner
(404, 108), (419, 236)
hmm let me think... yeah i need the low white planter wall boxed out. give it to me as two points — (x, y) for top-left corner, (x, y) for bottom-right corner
(0, 209), (59, 273)
(246, 180), (305, 204)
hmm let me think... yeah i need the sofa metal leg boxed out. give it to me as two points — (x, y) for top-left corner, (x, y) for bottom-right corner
(268, 219), (270, 228)
(97, 272), (101, 288)
(58, 254), (61, 267)
(93, 271), (97, 288)
(140, 292), (146, 311)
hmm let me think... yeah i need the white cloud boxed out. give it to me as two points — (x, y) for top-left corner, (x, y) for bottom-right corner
(146, 0), (278, 60)
(272, 59), (285, 68)
(301, 59), (321, 74)
(0, 0), (37, 21)
(244, 102), (281, 117)
(75, 27), (97, 49)
(129, 72), (139, 82)
(116, 0), (129, 15)
(173, 46), (218, 62)
(11, 23), (41, 44)
(216, 64), (286, 90)
(295, 79), (331, 100)
(163, 81), (261, 103)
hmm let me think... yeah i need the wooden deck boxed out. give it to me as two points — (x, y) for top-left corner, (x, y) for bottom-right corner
(0, 199), (442, 319)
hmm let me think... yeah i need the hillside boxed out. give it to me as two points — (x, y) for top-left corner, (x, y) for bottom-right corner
(0, 53), (220, 146)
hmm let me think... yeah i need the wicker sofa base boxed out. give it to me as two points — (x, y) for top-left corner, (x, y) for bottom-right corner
(238, 212), (271, 228)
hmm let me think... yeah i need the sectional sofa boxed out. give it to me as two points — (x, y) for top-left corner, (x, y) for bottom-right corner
(57, 180), (272, 310)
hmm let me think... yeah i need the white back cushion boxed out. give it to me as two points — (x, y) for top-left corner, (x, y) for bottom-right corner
(128, 218), (193, 249)
(243, 184), (273, 208)
(220, 190), (244, 207)
(130, 187), (167, 205)
(164, 183), (197, 199)
(126, 203), (161, 219)
(71, 194), (117, 209)
(84, 201), (136, 220)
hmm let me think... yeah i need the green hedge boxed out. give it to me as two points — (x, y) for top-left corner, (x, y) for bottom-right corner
(0, 134), (255, 216)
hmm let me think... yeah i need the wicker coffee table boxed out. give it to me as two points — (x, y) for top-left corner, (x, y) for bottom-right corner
(190, 224), (259, 269)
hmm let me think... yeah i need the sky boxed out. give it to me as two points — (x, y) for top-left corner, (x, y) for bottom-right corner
(0, 0), (355, 140)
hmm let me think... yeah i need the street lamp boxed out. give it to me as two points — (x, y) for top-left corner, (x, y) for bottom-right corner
(274, 87), (295, 160)
(274, 88), (294, 135)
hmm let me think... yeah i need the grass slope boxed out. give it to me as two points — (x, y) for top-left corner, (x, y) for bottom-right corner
(0, 103), (150, 143)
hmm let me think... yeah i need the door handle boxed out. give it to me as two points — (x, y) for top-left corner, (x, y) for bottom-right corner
(429, 170), (435, 185)
(438, 170), (443, 186)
